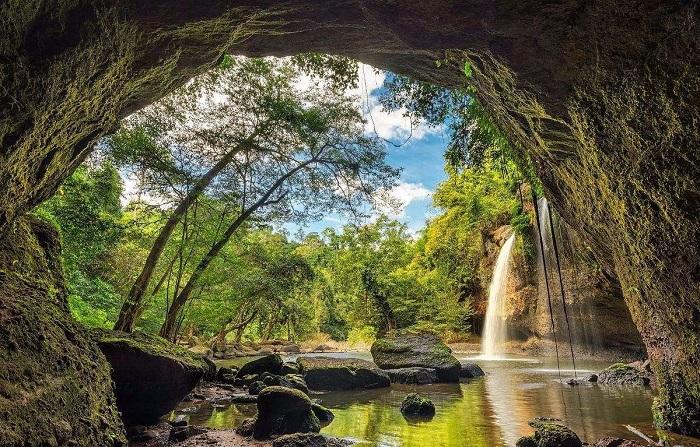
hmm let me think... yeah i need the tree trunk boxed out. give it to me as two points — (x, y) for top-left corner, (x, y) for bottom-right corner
(160, 159), (315, 340)
(262, 312), (278, 342)
(114, 134), (262, 332)
(211, 307), (258, 352)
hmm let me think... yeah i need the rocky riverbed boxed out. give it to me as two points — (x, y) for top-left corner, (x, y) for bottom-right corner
(101, 331), (699, 447)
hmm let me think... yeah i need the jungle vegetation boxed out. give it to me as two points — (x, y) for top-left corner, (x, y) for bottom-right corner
(35, 55), (530, 348)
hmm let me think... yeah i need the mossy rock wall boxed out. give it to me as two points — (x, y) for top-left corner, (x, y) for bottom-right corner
(0, 0), (698, 436)
(0, 217), (125, 446)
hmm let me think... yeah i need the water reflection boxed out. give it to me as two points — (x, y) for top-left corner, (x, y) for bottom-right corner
(174, 354), (700, 447)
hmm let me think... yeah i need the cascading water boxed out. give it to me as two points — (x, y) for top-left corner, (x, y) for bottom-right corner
(481, 233), (516, 358)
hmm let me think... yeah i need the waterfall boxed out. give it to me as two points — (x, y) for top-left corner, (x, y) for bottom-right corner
(481, 233), (516, 358)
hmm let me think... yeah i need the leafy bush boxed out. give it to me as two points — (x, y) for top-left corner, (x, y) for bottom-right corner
(347, 326), (377, 347)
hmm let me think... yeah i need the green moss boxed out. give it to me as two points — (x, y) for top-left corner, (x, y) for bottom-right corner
(92, 328), (207, 370)
(297, 356), (377, 372)
(0, 217), (125, 445)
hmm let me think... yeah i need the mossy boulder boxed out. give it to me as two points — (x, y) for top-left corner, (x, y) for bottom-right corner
(0, 217), (126, 445)
(400, 393), (436, 418)
(94, 329), (207, 425)
(237, 354), (284, 378)
(216, 366), (238, 382)
(272, 434), (349, 447)
(297, 357), (390, 391)
(371, 332), (461, 382)
(386, 367), (439, 384)
(460, 362), (485, 379)
(253, 386), (321, 439)
(518, 418), (582, 447)
(593, 438), (645, 447)
(598, 363), (650, 386)
(311, 403), (335, 426)
(285, 374), (310, 395)
(282, 361), (301, 375)
(249, 380), (267, 395)
(516, 437), (538, 447)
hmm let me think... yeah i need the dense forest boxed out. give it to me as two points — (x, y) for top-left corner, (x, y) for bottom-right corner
(36, 56), (532, 350)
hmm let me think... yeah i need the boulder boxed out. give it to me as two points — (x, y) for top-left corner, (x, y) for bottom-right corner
(253, 386), (321, 439)
(370, 332), (461, 382)
(237, 354), (284, 378)
(236, 418), (256, 437)
(386, 367), (438, 385)
(271, 433), (350, 447)
(249, 381), (267, 395)
(272, 433), (327, 447)
(170, 415), (188, 427)
(282, 362), (301, 375)
(598, 363), (650, 386)
(229, 393), (258, 403)
(169, 425), (207, 442)
(217, 366), (238, 380)
(94, 329), (207, 426)
(311, 403), (335, 426)
(459, 362), (485, 379)
(219, 373), (237, 384)
(297, 357), (390, 391)
(400, 393), (435, 418)
(235, 373), (260, 386)
(201, 356), (217, 381)
(188, 344), (212, 358)
(515, 437), (537, 447)
(262, 372), (294, 388)
(585, 374), (598, 382)
(517, 418), (582, 447)
(594, 438), (645, 447)
(286, 374), (310, 395)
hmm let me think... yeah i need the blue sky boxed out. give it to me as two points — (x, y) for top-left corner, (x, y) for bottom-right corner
(289, 64), (448, 238)
(120, 61), (449, 238)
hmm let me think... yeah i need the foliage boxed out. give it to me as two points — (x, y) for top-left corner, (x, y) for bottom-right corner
(35, 162), (124, 327)
(40, 56), (529, 346)
(379, 73), (538, 184)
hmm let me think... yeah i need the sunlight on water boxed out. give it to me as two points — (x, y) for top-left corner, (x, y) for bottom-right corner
(169, 354), (700, 447)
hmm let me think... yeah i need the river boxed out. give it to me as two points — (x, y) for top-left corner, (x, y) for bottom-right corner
(173, 352), (699, 446)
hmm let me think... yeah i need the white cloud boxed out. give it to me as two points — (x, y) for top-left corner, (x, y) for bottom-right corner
(294, 62), (438, 143)
(374, 181), (432, 218)
(323, 216), (344, 224)
(120, 171), (140, 206)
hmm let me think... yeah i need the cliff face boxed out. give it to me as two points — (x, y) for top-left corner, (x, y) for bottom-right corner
(1, 0), (699, 436)
(479, 220), (644, 358)
(0, 218), (125, 445)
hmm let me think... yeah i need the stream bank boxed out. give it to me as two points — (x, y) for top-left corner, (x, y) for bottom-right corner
(136, 351), (698, 447)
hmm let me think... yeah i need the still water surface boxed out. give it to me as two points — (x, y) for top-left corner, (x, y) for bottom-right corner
(175, 353), (699, 446)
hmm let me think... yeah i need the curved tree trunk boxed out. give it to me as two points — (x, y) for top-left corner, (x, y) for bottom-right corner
(160, 158), (314, 340)
(114, 135), (260, 332)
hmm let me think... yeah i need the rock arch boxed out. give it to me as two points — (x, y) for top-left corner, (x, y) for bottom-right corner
(1, 1), (698, 440)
